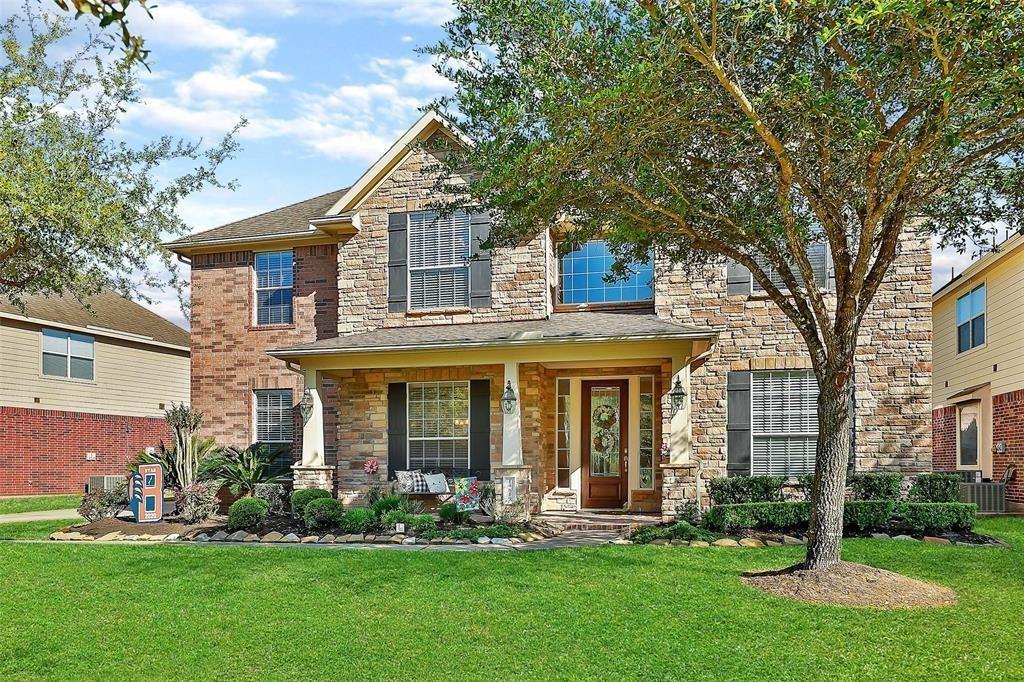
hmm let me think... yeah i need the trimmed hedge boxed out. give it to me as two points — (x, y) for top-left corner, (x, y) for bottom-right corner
(892, 502), (977, 533)
(707, 476), (786, 504)
(910, 473), (961, 503)
(703, 502), (811, 533)
(843, 500), (896, 532)
(303, 497), (344, 531)
(850, 473), (902, 500)
(227, 497), (269, 532)
(631, 521), (718, 545)
(290, 488), (332, 518)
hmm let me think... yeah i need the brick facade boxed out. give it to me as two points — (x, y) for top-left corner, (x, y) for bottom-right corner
(0, 406), (170, 495)
(931, 405), (957, 472)
(993, 389), (1024, 504)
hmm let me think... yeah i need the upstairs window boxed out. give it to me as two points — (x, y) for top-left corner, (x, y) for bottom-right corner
(255, 251), (293, 325)
(751, 243), (829, 293)
(558, 240), (653, 305)
(408, 210), (470, 310)
(41, 329), (94, 380)
(956, 284), (985, 353)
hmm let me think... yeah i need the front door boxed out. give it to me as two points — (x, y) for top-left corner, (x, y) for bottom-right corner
(581, 380), (628, 509)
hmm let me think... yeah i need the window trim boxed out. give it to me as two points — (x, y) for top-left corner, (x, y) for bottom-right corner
(406, 380), (472, 472)
(638, 375), (656, 490)
(253, 388), (294, 445)
(749, 370), (819, 478)
(406, 210), (471, 312)
(253, 249), (294, 327)
(956, 400), (982, 471)
(555, 378), (571, 489)
(39, 328), (95, 383)
(955, 283), (986, 355)
(556, 239), (655, 309)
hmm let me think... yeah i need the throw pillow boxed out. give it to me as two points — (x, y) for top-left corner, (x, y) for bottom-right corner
(424, 472), (449, 494)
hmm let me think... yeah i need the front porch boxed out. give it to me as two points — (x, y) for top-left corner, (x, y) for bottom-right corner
(268, 313), (718, 518)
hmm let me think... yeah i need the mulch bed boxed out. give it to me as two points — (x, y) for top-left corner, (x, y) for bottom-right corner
(71, 517), (223, 537)
(742, 561), (957, 609)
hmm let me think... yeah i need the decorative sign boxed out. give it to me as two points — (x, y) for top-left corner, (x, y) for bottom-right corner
(502, 475), (518, 505)
(129, 463), (164, 523)
(454, 477), (481, 512)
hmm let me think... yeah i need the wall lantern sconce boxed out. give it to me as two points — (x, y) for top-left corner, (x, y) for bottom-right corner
(299, 387), (315, 425)
(669, 377), (688, 415)
(501, 381), (518, 415)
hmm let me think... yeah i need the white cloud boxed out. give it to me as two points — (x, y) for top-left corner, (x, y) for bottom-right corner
(133, 1), (277, 66)
(341, 0), (455, 25)
(369, 57), (453, 92)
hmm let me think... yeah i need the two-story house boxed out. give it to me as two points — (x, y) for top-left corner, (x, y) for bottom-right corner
(167, 111), (933, 517)
(933, 230), (1024, 508)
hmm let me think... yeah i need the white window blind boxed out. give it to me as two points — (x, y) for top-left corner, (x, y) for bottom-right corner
(752, 243), (828, 293)
(751, 371), (818, 476)
(408, 211), (470, 310)
(255, 389), (294, 443)
(407, 381), (470, 471)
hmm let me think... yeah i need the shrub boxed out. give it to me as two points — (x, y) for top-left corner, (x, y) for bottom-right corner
(438, 502), (471, 525)
(78, 483), (129, 522)
(175, 481), (220, 524)
(291, 488), (332, 518)
(674, 501), (701, 526)
(850, 473), (902, 500)
(909, 473), (961, 503)
(254, 483), (287, 515)
(371, 493), (423, 518)
(412, 514), (437, 535)
(843, 500), (897, 532)
(339, 508), (377, 534)
(891, 502), (977, 534)
(631, 521), (717, 544)
(707, 476), (786, 504)
(202, 445), (287, 496)
(703, 502), (811, 533)
(303, 497), (344, 532)
(381, 509), (416, 530)
(794, 474), (815, 497)
(227, 497), (269, 532)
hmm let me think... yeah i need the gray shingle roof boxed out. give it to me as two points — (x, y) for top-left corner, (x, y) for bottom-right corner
(165, 187), (349, 248)
(0, 288), (190, 348)
(270, 312), (716, 356)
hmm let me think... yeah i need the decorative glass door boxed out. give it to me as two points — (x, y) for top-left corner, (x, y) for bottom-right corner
(582, 380), (628, 508)
(590, 388), (621, 477)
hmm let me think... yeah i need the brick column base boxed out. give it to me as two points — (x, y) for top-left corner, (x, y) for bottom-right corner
(492, 464), (534, 521)
(292, 465), (335, 493)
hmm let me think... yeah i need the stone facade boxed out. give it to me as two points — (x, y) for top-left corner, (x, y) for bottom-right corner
(993, 389), (1024, 504)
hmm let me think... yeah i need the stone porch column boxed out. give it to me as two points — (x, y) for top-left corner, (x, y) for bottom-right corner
(502, 360), (523, 465)
(495, 360), (531, 519)
(292, 368), (334, 492)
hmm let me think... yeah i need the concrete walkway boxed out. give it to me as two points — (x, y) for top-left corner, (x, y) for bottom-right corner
(0, 509), (81, 524)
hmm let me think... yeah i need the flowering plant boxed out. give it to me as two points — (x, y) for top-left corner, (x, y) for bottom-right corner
(363, 458), (379, 475)
(659, 442), (670, 462)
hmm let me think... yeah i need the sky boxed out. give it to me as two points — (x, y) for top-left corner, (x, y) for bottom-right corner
(12, 1), (986, 328)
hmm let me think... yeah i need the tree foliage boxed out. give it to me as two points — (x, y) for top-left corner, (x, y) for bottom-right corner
(0, 7), (241, 308)
(50, 0), (151, 63)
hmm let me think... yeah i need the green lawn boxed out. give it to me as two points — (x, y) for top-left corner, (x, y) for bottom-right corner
(0, 494), (80, 515)
(0, 517), (1021, 680)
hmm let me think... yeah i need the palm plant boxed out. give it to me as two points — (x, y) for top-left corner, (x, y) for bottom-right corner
(135, 435), (219, 490)
(202, 445), (288, 497)
(165, 403), (206, 488)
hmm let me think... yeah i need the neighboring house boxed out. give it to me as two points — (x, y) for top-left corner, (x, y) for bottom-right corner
(167, 111), (932, 517)
(0, 289), (190, 496)
(933, 230), (1024, 507)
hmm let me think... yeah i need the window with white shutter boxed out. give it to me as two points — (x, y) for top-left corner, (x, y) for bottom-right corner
(408, 210), (470, 310)
(751, 371), (818, 476)
(751, 243), (829, 293)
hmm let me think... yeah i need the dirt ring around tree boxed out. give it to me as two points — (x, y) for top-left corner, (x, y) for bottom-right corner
(742, 561), (956, 609)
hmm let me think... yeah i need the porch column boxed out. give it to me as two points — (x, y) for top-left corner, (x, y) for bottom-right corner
(668, 357), (692, 465)
(502, 360), (523, 465)
(292, 368), (334, 492)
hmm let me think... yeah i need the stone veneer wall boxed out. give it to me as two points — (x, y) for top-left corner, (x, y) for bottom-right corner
(931, 405), (957, 472)
(993, 389), (1024, 505)
(189, 245), (339, 459)
(656, 231), (933, 486)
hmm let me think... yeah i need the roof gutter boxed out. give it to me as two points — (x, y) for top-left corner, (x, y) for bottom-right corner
(163, 228), (331, 254)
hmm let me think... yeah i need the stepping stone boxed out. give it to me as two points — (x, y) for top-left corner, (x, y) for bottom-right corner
(892, 534), (918, 541)
(739, 538), (764, 548)
(781, 535), (804, 545)
(261, 532), (283, 543)
(650, 538), (670, 546)
(491, 537), (512, 546)
(428, 537), (444, 545)
(137, 534), (152, 541)
(97, 532), (122, 542)
(244, 534), (259, 542)
(390, 535), (405, 544)
(121, 535), (138, 541)
(517, 533), (532, 542)
(147, 534), (167, 542)
(402, 537), (417, 545)
(923, 536), (952, 545)
(364, 534), (376, 542)
(194, 533), (210, 542)
(870, 533), (891, 540)
(455, 539), (470, 545)
(48, 532), (69, 541)
(441, 537), (457, 545)
(317, 534), (336, 544)
(211, 531), (229, 541)
(164, 533), (180, 542)
(670, 539), (689, 546)
(712, 538), (739, 547)
(300, 536), (318, 544)
(765, 540), (783, 547)
(689, 540), (710, 548)
(281, 533), (300, 543)
(227, 531), (248, 542)
(346, 533), (365, 543)
(476, 536), (491, 544)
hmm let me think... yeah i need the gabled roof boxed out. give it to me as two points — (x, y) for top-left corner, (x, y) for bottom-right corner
(0, 289), (190, 351)
(934, 230), (1024, 302)
(269, 312), (717, 357)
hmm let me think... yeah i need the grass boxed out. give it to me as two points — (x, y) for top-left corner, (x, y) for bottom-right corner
(0, 519), (80, 540)
(0, 494), (80, 515)
(0, 517), (1022, 680)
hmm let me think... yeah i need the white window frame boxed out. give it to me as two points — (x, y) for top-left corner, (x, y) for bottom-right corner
(638, 375), (656, 490)
(956, 283), (986, 354)
(407, 210), (471, 311)
(750, 370), (819, 477)
(555, 378), (571, 489)
(956, 401), (982, 470)
(40, 328), (95, 382)
(751, 243), (831, 294)
(406, 380), (471, 471)
(253, 389), (294, 444)
(254, 250), (294, 326)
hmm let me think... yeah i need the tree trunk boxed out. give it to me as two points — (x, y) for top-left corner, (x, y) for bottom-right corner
(804, 371), (853, 570)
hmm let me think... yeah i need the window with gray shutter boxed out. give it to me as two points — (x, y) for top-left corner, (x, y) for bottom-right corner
(750, 371), (818, 476)
(751, 243), (829, 293)
(408, 210), (471, 310)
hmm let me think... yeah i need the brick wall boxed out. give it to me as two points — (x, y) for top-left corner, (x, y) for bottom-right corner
(932, 405), (957, 471)
(993, 389), (1024, 504)
(189, 244), (339, 456)
(0, 406), (170, 495)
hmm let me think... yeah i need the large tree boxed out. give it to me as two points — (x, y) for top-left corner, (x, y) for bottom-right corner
(0, 6), (239, 308)
(430, 0), (1024, 569)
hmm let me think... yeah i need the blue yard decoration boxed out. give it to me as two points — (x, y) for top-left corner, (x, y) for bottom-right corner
(130, 463), (164, 523)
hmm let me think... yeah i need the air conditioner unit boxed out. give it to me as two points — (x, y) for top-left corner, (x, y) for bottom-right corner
(960, 482), (1007, 514)
(87, 475), (125, 494)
